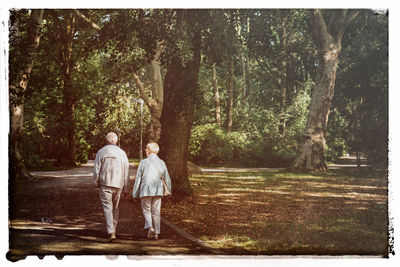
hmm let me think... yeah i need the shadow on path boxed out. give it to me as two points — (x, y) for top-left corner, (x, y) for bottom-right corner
(8, 162), (211, 261)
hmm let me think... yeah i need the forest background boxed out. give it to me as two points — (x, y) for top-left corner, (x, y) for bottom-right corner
(6, 8), (389, 196)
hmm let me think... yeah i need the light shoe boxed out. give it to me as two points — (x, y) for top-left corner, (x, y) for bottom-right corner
(154, 234), (158, 240)
(107, 233), (116, 243)
(147, 227), (155, 239)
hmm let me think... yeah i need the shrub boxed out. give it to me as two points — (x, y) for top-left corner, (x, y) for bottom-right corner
(189, 124), (232, 165)
(189, 123), (299, 167)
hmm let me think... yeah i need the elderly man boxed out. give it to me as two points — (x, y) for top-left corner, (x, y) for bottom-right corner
(93, 132), (130, 242)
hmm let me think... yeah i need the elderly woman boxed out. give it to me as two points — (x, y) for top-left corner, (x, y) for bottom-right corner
(132, 142), (172, 240)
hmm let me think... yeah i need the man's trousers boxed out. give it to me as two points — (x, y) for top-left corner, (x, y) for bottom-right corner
(99, 185), (122, 234)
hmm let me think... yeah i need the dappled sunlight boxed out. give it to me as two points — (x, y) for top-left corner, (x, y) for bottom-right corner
(11, 226), (197, 255)
(10, 219), (101, 231)
(201, 234), (257, 250)
(222, 199), (237, 203)
(11, 168), (212, 256)
(11, 163), (388, 256)
(299, 191), (387, 201)
(201, 167), (279, 173)
(37, 241), (84, 253)
(221, 187), (293, 195)
(162, 168), (389, 254)
(243, 200), (272, 206)
(225, 176), (264, 180)
(301, 180), (386, 191)
(197, 192), (248, 200)
(228, 222), (252, 228)
(215, 192), (248, 197)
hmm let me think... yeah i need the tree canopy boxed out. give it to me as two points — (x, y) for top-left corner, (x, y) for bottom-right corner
(8, 9), (388, 195)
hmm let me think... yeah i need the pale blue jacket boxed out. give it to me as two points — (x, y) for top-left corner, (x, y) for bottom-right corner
(93, 144), (130, 190)
(132, 154), (172, 198)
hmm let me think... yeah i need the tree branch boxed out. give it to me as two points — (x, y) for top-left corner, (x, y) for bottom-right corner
(132, 72), (152, 107)
(338, 10), (360, 39)
(311, 9), (330, 49)
(73, 9), (102, 31)
(344, 10), (360, 29)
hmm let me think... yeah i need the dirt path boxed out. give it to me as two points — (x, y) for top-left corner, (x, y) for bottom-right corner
(8, 161), (211, 261)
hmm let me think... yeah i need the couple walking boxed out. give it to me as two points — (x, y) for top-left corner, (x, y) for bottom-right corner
(93, 132), (172, 242)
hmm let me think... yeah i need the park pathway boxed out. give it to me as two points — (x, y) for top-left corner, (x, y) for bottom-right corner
(8, 161), (212, 261)
(8, 157), (368, 261)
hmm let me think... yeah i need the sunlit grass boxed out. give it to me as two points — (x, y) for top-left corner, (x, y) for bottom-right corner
(163, 167), (388, 255)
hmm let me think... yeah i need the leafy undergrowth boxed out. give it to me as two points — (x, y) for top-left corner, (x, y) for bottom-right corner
(162, 168), (389, 256)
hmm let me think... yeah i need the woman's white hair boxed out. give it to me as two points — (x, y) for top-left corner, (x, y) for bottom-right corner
(106, 132), (118, 144)
(147, 142), (159, 154)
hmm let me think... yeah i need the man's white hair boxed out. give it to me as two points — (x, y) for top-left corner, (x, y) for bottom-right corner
(147, 142), (159, 154)
(106, 132), (118, 144)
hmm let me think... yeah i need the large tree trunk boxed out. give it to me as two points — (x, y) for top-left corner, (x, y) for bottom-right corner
(212, 64), (221, 126)
(226, 59), (234, 133)
(293, 9), (359, 172)
(159, 14), (202, 197)
(292, 42), (339, 172)
(9, 9), (44, 179)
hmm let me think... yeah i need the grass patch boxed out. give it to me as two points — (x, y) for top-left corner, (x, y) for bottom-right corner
(162, 168), (388, 255)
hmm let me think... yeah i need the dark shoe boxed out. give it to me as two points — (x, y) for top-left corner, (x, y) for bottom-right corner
(147, 227), (155, 239)
(107, 233), (116, 243)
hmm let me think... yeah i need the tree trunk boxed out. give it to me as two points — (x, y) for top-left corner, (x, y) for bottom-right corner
(212, 64), (221, 126)
(226, 59), (234, 133)
(293, 38), (340, 172)
(244, 54), (250, 97)
(278, 17), (287, 141)
(133, 42), (164, 143)
(243, 17), (251, 97)
(61, 12), (77, 166)
(159, 18), (201, 197)
(9, 9), (44, 179)
(146, 42), (164, 142)
(64, 96), (76, 165)
(356, 151), (361, 168)
(293, 9), (359, 172)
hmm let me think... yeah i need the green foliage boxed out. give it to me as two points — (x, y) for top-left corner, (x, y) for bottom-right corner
(328, 10), (388, 166)
(189, 124), (252, 165)
(12, 9), (387, 170)
(189, 124), (232, 165)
